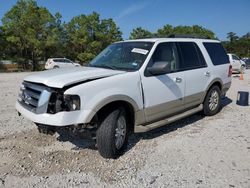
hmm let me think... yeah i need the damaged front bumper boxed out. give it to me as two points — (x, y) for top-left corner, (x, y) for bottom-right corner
(16, 101), (94, 126)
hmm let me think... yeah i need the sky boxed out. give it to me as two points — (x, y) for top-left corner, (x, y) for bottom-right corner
(0, 0), (250, 40)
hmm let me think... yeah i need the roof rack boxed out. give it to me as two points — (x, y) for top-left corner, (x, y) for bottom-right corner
(167, 34), (211, 39)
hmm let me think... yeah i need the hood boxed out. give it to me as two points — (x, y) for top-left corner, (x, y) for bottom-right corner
(24, 67), (125, 88)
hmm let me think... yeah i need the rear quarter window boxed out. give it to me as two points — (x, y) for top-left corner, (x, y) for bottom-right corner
(203, 42), (229, 65)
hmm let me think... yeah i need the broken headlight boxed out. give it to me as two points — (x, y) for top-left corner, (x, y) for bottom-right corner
(47, 93), (80, 114)
(63, 95), (80, 111)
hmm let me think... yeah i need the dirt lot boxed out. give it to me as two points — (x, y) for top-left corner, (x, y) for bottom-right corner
(0, 71), (250, 188)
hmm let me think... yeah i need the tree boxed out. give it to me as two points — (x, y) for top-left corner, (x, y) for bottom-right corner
(156, 25), (216, 39)
(0, 26), (5, 59)
(223, 32), (250, 57)
(1, 0), (63, 70)
(65, 12), (122, 64)
(156, 24), (173, 37)
(227, 32), (238, 42)
(129, 27), (153, 39)
(242, 32), (250, 39)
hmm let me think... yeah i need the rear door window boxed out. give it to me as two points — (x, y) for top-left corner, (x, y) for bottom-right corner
(203, 42), (229, 65)
(232, 55), (240, 61)
(64, 59), (72, 63)
(54, 59), (64, 63)
(177, 42), (207, 70)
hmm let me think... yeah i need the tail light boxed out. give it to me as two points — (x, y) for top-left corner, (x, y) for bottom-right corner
(46, 60), (52, 66)
(228, 65), (232, 77)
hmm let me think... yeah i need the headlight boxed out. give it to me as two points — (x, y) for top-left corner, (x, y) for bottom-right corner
(64, 95), (81, 111)
(47, 93), (80, 114)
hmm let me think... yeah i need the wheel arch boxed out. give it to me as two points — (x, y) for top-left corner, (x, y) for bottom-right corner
(88, 95), (139, 132)
(203, 78), (223, 102)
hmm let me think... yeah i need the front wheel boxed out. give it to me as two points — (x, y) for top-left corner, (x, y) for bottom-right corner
(203, 86), (221, 116)
(96, 107), (128, 159)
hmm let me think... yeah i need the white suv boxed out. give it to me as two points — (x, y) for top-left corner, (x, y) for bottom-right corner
(228, 53), (246, 73)
(45, 58), (80, 69)
(16, 37), (231, 158)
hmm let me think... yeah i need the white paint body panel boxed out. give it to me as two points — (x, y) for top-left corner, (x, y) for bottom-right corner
(141, 72), (185, 122)
(45, 58), (80, 70)
(64, 71), (143, 117)
(228, 53), (246, 72)
(16, 101), (93, 125)
(24, 67), (125, 88)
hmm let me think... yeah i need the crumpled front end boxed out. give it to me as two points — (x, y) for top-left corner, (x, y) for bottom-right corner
(16, 81), (93, 126)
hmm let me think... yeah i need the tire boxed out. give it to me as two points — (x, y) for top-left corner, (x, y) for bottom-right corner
(36, 123), (56, 135)
(96, 107), (128, 159)
(53, 66), (59, 69)
(203, 85), (221, 116)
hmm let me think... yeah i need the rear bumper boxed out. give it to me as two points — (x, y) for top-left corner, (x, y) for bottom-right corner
(44, 65), (51, 70)
(16, 101), (94, 126)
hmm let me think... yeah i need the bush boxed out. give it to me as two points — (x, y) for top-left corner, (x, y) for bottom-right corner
(0, 62), (6, 72)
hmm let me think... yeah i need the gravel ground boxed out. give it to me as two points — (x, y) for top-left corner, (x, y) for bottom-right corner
(0, 71), (250, 188)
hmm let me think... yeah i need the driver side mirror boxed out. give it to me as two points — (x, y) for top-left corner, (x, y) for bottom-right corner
(147, 61), (171, 75)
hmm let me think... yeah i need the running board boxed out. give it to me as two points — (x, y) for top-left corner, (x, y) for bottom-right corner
(134, 104), (203, 133)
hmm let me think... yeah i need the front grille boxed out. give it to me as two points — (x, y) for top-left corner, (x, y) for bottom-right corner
(18, 81), (51, 114)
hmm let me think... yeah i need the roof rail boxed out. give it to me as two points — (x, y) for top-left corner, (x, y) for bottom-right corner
(168, 34), (211, 39)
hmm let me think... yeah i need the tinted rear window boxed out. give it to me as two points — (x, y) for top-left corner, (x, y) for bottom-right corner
(177, 42), (206, 70)
(203, 42), (229, 65)
(53, 59), (64, 62)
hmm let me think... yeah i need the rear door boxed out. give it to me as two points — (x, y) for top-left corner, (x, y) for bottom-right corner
(64, 59), (74, 67)
(176, 42), (210, 108)
(55, 59), (66, 68)
(141, 42), (185, 123)
(203, 42), (231, 94)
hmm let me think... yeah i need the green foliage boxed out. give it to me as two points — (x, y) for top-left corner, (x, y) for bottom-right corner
(223, 32), (250, 57)
(226, 32), (238, 42)
(0, 1), (122, 69)
(1, 0), (249, 71)
(1, 0), (63, 70)
(0, 62), (6, 72)
(129, 27), (153, 39)
(0, 26), (4, 59)
(129, 25), (216, 39)
(65, 12), (122, 63)
(156, 24), (216, 39)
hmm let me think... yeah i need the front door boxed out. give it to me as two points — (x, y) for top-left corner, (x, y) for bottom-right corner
(141, 42), (185, 123)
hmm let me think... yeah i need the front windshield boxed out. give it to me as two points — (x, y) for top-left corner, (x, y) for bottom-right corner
(89, 42), (153, 71)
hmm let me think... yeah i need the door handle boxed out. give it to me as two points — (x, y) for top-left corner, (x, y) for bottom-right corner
(174, 77), (182, 83)
(205, 71), (210, 77)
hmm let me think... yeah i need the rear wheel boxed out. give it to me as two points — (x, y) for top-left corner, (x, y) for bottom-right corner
(96, 107), (128, 159)
(203, 85), (221, 116)
(53, 65), (59, 69)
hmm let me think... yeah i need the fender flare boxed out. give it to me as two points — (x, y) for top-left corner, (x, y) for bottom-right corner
(85, 94), (140, 123)
(202, 78), (223, 101)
